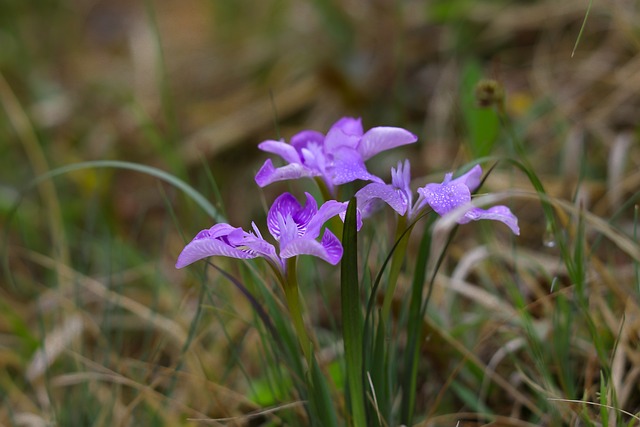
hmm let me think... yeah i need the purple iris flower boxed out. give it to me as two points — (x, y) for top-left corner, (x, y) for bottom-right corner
(176, 192), (357, 273)
(255, 117), (417, 194)
(356, 162), (520, 234)
(355, 159), (415, 218)
(418, 165), (520, 234)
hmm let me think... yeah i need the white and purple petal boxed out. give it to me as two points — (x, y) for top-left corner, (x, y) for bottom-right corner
(357, 127), (418, 160)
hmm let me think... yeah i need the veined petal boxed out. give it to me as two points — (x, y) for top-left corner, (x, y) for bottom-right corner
(306, 200), (348, 239)
(357, 127), (418, 160)
(257, 140), (302, 164)
(418, 181), (471, 216)
(460, 206), (520, 235)
(356, 182), (408, 216)
(324, 117), (363, 152)
(451, 164), (482, 192)
(328, 147), (384, 186)
(280, 229), (343, 265)
(227, 227), (279, 260)
(267, 192), (318, 240)
(255, 159), (316, 187)
(176, 225), (258, 268)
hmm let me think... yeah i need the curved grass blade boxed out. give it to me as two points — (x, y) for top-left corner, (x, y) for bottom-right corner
(26, 160), (225, 222)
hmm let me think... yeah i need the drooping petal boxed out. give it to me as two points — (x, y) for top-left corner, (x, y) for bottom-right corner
(357, 127), (418, 160)
(418, 181), (471, 216)
(255, 159), (317, 187)
(450, 164), (482, 192)
(257, 140), (302, 164)
(280, 228), (343, 265)
(356, 182), (408, 216)
(176, 225), (260, 268)
(327, 147), (384, 186)
(460, 206), (520, 235)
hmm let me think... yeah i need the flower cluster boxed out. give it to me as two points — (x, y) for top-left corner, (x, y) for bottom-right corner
(176, 116), (519, 273)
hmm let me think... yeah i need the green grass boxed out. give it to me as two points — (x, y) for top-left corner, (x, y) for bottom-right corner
(2, 0), (640, 426)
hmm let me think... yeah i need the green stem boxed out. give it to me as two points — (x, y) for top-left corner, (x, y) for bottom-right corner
(282, 257), (313, 363)
(381, 215), (412, 322)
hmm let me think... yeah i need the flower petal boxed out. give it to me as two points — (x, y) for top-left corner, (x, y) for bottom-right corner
(280, 229), (343, 265)
(451, 164), (482, 192)
(257, 140), (302, 164)
(357, 127), (418, 160)
(356, 182), (408, 216)
(255, 159), (317, 187)
(175, 225), (258, 268)
(290, 130), (325, 151)
(460, 206), (520, 235)
(324, 117), (363, 152)
(267, 193), (301, 239)
(267, 192), (318, 240)
(418, 181), (471, 216)
(328, 147), (384, 185)
(305, 200), (348, 239)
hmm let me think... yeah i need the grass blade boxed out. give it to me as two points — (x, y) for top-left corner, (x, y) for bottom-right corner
(341, 198), (366, 426)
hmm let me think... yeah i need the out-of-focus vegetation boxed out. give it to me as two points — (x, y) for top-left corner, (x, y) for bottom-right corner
(2, 0), (640, 425)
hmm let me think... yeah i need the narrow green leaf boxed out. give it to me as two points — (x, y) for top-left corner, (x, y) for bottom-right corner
(341, 198), (366, 427)
(400, 216), (435, 425)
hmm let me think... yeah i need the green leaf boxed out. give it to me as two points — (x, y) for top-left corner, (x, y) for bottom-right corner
(341, 198), (366, 427)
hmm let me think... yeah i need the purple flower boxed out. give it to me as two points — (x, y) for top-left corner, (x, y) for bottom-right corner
(417, 165), (520, 235)
(356, 162), (519, 235)
(255, 117), (417, 195)
(355, 159), (414, 218)
(176, 192), (356, 273)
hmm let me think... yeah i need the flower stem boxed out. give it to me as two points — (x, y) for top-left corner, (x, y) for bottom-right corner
(283, 257), (313, 363)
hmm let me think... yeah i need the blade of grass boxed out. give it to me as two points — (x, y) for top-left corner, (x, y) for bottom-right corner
(23, 160), (225, 222)
(341, 198), (366, 427)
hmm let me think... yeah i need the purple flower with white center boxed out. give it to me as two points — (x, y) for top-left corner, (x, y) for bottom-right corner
(255, 117), (417, 195)
(417, 165), (520, 235)
(355, 162), (519, 234)
(176, 192), (358, 273)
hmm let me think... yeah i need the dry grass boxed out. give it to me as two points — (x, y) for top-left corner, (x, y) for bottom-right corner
(2, 0), (640, 425)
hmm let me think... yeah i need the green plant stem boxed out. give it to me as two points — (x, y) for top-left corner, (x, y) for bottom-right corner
(381, 215), (412, 323)
(282, 257), (313, 364)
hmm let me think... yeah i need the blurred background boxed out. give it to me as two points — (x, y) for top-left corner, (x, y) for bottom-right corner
(2, 0), (640, 425)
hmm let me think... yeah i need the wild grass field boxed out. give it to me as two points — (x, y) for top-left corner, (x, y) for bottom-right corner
(2, 1), (640, 426)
